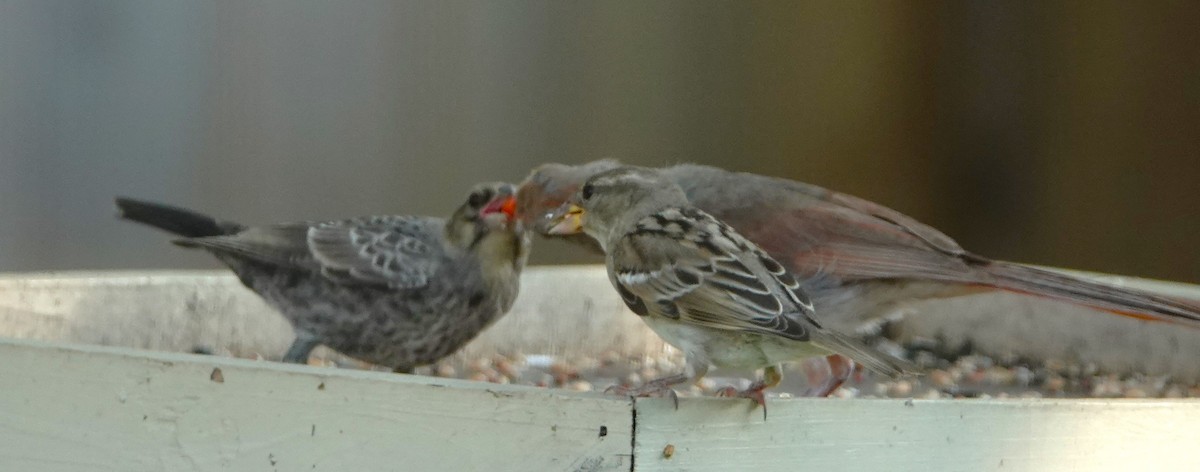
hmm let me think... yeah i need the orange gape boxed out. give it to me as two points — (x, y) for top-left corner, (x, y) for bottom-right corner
(483, 195), (519, 219)
(499, 196), (517, 218)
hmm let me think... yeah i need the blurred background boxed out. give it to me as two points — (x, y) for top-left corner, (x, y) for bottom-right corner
(1, 1), (1197, 281)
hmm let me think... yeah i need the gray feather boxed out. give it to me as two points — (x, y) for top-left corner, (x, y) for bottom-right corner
(307, 216), (444, 289)
(120, 194), (528, 371)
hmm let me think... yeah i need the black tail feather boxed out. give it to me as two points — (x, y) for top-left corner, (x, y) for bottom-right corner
(115, 197), (244, 238)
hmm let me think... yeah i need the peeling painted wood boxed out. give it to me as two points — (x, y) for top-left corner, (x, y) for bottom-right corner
(633, 397), (1200, 471)
(0, 338), (632, 471)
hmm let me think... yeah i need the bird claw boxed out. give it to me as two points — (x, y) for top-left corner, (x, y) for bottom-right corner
(716, 381), (769, 420)
(605, 376), (684, 409)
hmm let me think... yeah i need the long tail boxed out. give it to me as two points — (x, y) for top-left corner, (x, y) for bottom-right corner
(115, 197), (245, 238)
(983, 260), (1200, 327)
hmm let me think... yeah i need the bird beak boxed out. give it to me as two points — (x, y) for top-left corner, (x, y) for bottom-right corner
(482, 196), (517, 219)
(545, 204), (585, 235)
(481, 186), (518, 220)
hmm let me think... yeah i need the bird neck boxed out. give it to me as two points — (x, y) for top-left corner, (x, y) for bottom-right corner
(600, 200), (677, 247)
(471, 230), (529, 289)
(442, 216), (477, 249)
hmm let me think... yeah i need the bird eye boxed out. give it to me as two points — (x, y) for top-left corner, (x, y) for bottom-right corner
(581, 183), (594, 200)
(468, 190), (490, 208)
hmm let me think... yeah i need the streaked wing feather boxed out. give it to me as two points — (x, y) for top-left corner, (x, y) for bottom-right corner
(307, 216), (444, 289)
(615, 208), (817, 341)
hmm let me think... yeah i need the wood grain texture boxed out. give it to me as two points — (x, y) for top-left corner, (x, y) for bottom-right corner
(634, 396), (1200, 471)
(0, 338), (632, 472)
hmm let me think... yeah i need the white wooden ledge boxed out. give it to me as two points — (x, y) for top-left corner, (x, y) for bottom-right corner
(2, 338), (1200, 471)
(0, 338), (632, 471)
(634, 397), (1200, 471)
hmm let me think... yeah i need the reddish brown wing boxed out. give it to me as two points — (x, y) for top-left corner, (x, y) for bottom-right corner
(665, 164), (984, 284)
(668, 164), (1200, 325)
(733, 204), (982, 283)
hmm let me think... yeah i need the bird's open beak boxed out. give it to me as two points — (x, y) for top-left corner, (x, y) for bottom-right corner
(482, 195), (517, 219)
(545, 204), (585, 235)
(480, 182), (518, 222)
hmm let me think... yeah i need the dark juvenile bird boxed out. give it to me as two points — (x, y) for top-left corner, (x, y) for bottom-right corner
(543, 166), (912, 410)
(519, 160), (1200, 394)
(116, 183), (528, 373)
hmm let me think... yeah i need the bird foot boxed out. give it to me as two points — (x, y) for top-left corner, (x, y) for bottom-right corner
(716, 381), (769, 420)
(802, 354), (854, 397)
(605, 374), (686, 409)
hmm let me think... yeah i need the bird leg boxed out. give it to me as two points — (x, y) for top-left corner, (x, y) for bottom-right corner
(282, 334), (321, 364)
(606, 373), (690, 409)
(716, 365), (782, 420)
(803, 354), (855, 397)
(801, 357), (829, 390)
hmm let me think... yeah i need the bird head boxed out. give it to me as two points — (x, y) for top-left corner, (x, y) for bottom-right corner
(447, 182), (523, 249)
(543, 166), (688, 245)
(516, 160), (622, 235)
